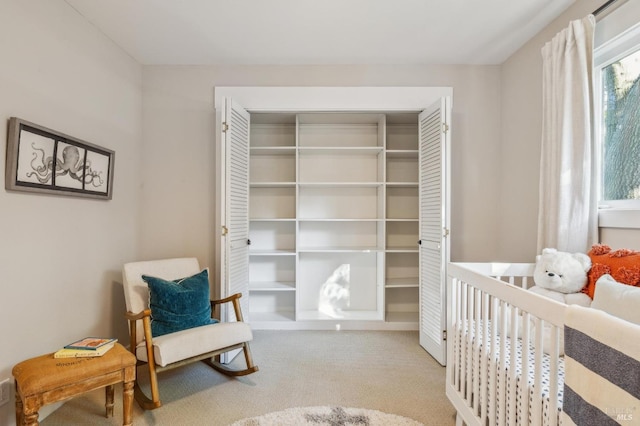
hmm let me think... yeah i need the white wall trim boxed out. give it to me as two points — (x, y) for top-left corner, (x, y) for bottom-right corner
(599, 209), (640, 228)
(214, 86), (453, 112)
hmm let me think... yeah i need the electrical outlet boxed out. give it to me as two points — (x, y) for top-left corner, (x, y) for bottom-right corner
(0, 378), (10, 406)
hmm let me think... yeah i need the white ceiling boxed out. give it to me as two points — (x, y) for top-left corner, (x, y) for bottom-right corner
(63, 0), (576, 66)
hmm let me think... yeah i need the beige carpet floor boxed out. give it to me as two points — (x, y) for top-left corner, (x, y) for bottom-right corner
(41, 330), (457, 425)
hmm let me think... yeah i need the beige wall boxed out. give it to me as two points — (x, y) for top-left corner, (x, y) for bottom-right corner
(499, 0), (603, 261)
(140, 65), (504, 272)
(0, 1), (141, 423)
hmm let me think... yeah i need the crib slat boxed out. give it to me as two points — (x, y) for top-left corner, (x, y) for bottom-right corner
(489, 296), (498, 424)
(521, 312), (531, 426)
(548, 326), (559, 426)
(453, 278), (461, 392)
(466, 285), (473, 405)
(460, 281), (468, 396)
(472, 288), (482, 416)
(498, 300), (508, 426)
(508, 304), (518, 425)
(480, 291), (489, 424)
(466, 284), (473, 403)
(532, 317), (544, 426)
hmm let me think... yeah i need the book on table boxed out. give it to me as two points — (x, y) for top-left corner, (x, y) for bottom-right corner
(53, 337), (118, 359)
(64, 337), (117, 350)
(54, 343), (115, 358)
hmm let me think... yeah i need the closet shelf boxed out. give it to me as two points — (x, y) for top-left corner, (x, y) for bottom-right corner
(386, 277), (419, 288)
(298, 182), (383, 188)
(386, 247), (419, 253)
(297, 310), (383, 321)
(249, 281), (296, 291)
(386, 182), (418, 187)
(386, 150), (419, 158)
(298, 246), (384, 253)
(250, 218), (296, 222)
(250, 182), (296, 187)
(249, 249), (296, 256)
(298, 218), (383, 222)
(298, 147), (383, 155)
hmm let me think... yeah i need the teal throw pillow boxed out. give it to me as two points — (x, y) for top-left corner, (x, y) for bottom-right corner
(142, 268), (218, 337)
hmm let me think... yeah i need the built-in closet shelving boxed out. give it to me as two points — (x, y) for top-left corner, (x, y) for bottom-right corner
(247, 111), (420, 329)
(385, 113), (419, 324)
(248, 114), (297, 322)
(297, 113), (385, 322)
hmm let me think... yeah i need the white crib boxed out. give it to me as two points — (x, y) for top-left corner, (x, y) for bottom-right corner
(446, 262), (567, 426)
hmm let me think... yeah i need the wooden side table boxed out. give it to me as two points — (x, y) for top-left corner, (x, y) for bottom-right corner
(12, 342), (136, 426)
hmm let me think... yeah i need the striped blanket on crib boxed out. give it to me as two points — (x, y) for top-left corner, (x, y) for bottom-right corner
(562, 305), (640, 425)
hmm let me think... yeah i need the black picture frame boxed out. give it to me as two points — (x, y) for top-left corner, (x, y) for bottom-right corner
(5, 117), (115, 200)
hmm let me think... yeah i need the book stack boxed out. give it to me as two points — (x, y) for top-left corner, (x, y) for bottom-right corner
(54, 337), (117, 359)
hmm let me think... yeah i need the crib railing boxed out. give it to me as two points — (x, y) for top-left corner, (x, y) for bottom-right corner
(446, 262), (567, 426)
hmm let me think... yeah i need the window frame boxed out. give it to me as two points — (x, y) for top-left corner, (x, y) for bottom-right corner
(594, 10), (640, 228)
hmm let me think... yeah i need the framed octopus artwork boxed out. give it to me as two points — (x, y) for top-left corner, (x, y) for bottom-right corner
(5, 117), (115, 200)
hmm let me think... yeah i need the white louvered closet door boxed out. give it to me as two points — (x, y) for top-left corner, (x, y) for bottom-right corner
(223, 98), (250, 323)
(418, 97), (451, 366)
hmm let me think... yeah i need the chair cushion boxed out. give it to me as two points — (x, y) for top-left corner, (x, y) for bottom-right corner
(135, 322), (253, 367)
(143, 269), (218, 337)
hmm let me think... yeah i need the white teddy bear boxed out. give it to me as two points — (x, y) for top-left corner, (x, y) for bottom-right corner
(523, 248), (592, 355)
(531, 248), (592, 307)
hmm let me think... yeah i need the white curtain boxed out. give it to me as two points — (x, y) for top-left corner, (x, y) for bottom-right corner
(537, 15), (597, 254)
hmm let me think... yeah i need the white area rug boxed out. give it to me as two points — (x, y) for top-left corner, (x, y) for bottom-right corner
(231, 406), (424, 425)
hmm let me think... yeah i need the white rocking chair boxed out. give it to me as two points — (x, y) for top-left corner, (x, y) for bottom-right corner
(122, 257), (258, 409)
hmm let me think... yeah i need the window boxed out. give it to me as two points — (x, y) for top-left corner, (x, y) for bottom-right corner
(599, 47), (640, 203)
(594, 3), (640, 222)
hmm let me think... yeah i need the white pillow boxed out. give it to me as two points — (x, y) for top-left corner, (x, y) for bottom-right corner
(592, 274), (640, 325)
